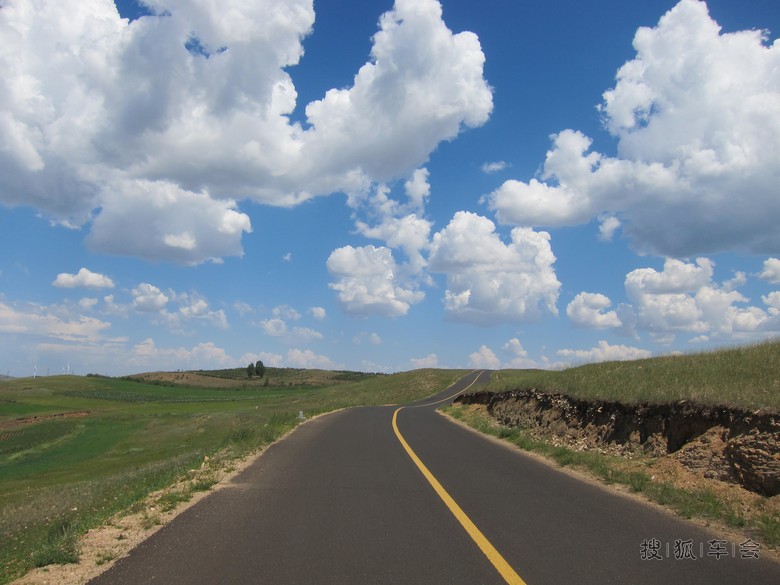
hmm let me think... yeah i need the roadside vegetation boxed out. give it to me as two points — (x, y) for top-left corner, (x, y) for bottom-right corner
(5, 342), (777, 581)
(443, 403), (780, 549)
(0, 368), (464, 584)
(443, 339), (780, 552)
(486, 340), (780, 412)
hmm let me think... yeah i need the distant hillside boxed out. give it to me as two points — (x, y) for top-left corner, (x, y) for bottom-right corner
(125, 367), (381, 389)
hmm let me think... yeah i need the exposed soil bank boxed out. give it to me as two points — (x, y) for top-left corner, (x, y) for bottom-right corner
(455, 390), (780, 497)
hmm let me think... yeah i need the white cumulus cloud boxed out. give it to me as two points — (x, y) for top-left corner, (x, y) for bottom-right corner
(614, 258), (780, 343)
(557, 340), (652, 364)
(177, 296), (228, 329)
(87, 180), (251, 264)
(272, 305), (301, 321)
(468, 345), (500, 369)
(350, 175), (434, 277)
(260, 317), (321, 344)
(260, 318), (288, 337)
(759, 258), (780, 284)
(428, 211), (560, 325)
(0, 0), (491, 264)
(763, 291), (780, 312)
(131, 283), (170, 312)
(486, 0), (780, 257)
(626, 258), (714, 294)
(309, 306), (326, 320)
(567, 292), (622, 329)
(598, 215), (621, 242)
(53, 267), (115, 289)
(501, 338), (537, 369)
(301, 0), (492, 187)
(285, 348), (337, 369)
(0, 301), (111, 343)
(132, 338), (235, 370)
(481, 161), (509, 174)
(287, 327), (323, 344)
(327, 245), (424, 317)
(78, 298), (99, 310)
(410, 353), (439, 368)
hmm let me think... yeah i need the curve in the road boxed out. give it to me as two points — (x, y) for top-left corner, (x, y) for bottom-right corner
(393, 404), (526, 585)
(87, 369), (780, 585)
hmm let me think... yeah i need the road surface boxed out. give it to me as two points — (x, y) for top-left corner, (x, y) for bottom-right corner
(90, 371), (780, 584)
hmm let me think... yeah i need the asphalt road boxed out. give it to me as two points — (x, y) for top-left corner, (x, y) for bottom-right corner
(90, 371), (780, 584)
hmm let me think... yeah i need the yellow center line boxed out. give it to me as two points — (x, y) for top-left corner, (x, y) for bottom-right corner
(392, 379), (528, 584)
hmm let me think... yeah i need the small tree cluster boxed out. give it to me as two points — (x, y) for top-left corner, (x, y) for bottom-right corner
(247, 360), (266, 379)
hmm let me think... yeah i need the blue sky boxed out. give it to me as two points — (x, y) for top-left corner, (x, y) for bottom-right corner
(1, 0), (779, 376)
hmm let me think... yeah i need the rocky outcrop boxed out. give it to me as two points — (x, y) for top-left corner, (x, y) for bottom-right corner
(455, 389), (780, 497)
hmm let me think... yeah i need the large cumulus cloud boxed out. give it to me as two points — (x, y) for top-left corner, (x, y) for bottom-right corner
(428, 211), (560, 325)
(567, 258), (780, 344)
(327, 245), (424, 318)
(487, 0), (780, 257)
(327, 170), (433, 317)
(0, 0), (492, 263)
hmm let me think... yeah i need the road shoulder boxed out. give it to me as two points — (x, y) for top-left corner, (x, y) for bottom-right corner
(438, 404), (780, 565)
(10, 410), (345, 585)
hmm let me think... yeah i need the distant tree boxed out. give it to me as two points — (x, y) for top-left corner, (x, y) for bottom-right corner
(246, 363), (255, 378)
(255, 360), (266, 379)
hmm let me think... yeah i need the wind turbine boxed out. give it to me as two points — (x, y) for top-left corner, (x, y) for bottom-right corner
(33, 364), (37, 378)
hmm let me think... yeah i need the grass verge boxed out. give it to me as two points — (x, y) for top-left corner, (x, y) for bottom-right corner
(487, 339), (780, 412)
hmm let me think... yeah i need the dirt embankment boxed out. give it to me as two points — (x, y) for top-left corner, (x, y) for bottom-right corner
(455, 390), (780, 497)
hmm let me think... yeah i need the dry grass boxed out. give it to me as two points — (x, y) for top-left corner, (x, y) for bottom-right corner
(489, 339), (780, 412)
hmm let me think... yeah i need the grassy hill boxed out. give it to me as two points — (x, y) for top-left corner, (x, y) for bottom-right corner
(488, 339), (780, 412)
(125, 367), (380, 389)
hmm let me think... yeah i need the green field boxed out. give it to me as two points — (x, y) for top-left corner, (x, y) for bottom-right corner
(4, 341), (777, 582)
(0, 368), (465, 584)
(487, 339), (780, 412)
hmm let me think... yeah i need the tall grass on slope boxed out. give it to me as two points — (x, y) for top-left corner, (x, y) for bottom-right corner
(488, 340), (780, 412)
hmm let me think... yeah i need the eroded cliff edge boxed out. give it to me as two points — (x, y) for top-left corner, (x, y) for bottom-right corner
(455, 390), (780, 497)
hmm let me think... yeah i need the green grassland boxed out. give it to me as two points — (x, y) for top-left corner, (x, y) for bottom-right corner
(195, 366), (375, 385)
(3, 341), (777, 581)
(487, 340), (780, 412)
(0, 368), (465, 584)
